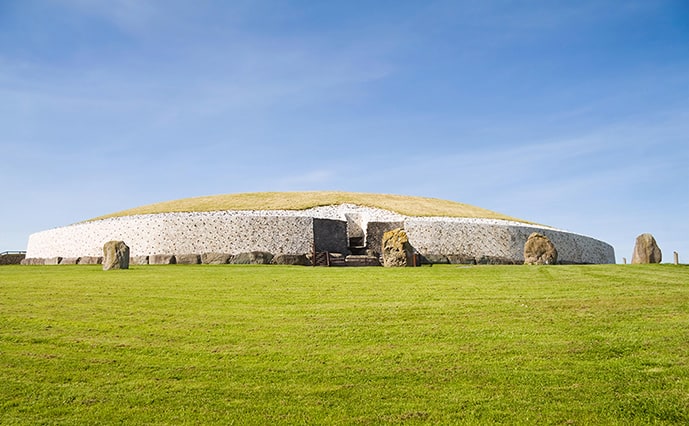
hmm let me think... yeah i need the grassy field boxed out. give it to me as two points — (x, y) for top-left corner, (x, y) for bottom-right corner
(1, 264), (688, 424)
(89, 191), (529, 223)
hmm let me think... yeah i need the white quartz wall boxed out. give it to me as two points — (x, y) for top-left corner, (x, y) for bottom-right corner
(404, 218), (615, 264)
(26, 212), (315, 258)
(25, 206), (615, 264)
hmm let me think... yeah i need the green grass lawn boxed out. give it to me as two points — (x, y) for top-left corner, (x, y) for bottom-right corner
(1, 264), (688, 424)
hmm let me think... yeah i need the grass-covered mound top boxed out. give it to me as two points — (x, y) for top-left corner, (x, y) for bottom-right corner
(90, 191), (529, 223)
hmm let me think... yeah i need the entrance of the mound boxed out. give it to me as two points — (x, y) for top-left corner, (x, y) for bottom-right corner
(313, 215), (408, 267)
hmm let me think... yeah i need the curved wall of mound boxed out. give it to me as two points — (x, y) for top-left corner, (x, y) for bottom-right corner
(405, 218), (614, 264)
(25, 212), (347, 259)
(25, 206), (615, 264)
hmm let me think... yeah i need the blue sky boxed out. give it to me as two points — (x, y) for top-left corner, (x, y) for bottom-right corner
(1, 0), (687, 263)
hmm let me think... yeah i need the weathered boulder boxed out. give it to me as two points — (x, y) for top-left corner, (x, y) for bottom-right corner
(201, 252), (232, 264)
(21, 258), (45, 265)
(59, 257), (80, 265)
(44, 257), (63, 265)
(103, 241), (130, 270)
(176, 254), (201, 264)
(382, 228), (413, 267)
(149, 254), (176, 265)
(632, 233), (662, 264)
(524, 232), (558, 265)
(231, 251), (274, 264)
(272, 254), (312, 266)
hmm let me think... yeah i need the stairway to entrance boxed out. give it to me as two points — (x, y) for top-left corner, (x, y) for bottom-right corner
(348, 237), (367, 255)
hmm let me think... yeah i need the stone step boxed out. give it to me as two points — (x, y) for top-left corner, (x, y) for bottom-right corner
(345, 255), (381, 267)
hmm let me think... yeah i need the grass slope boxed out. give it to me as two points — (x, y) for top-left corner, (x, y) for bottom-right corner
(89, 191), (529, 223)
(1, 264), (688, 424)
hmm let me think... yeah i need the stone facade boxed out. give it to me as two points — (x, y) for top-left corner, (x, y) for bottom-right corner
(25, 205), (615, 265)
(26, 213), (319, 258)
(404, 218), (613, 265)
(313, 218), (348, 254)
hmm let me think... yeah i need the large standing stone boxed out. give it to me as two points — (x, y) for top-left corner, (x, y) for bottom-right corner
(631, 233), (662, 264)
(523, 232), (558, 265)
(103, 241), (130, 270)
(382, 228), (413, 267)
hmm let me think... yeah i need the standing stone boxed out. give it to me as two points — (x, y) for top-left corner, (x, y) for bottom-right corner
(103, 241), (130, 270)
(382, 228), (413, 267)
(523, 232), (558, 265)
(631, 233), (662, 264)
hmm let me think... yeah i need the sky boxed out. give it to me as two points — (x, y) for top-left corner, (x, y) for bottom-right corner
(1, 0), (687, 263)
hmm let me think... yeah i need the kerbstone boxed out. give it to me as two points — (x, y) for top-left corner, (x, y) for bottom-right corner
(79, 256), (102, 265)
(272, 253), (311, 266)
(176, 254), (201, 264)
(201, 253), (232, 264)
(130, 256), (149, 265)
(231, 251), (273, 264)
(149, 254), (176, 265)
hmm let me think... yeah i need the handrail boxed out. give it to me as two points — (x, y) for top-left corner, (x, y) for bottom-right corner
(0, 251), (26, 256)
